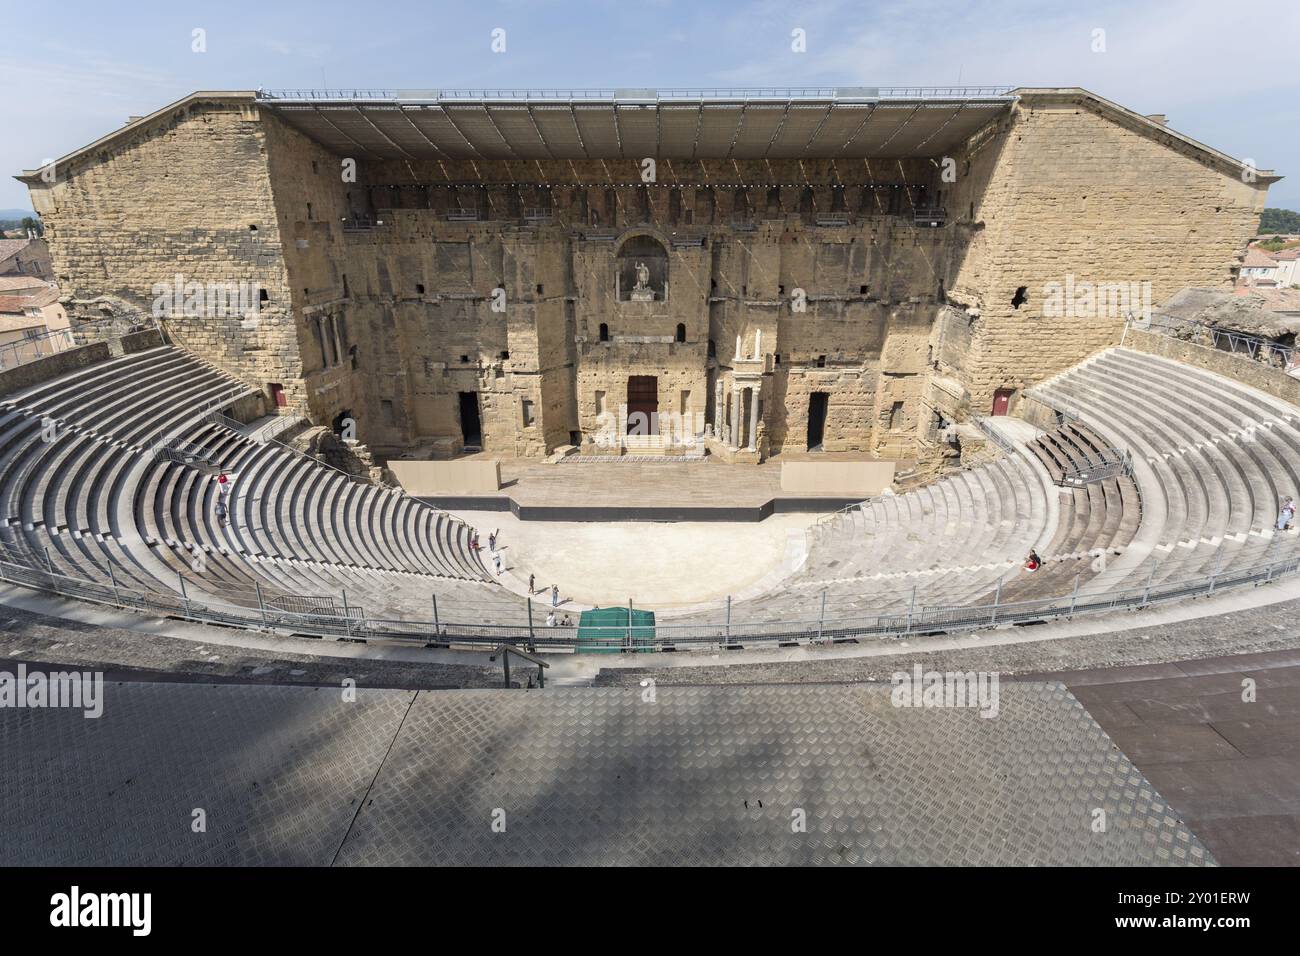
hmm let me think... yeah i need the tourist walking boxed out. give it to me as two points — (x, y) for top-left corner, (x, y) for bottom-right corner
(1279, 496), (1295, 532)
(551, 584), (559, 607)
(489, 531), (497, 553)
(493, 553), (503, 575)
(528, 573), (536, 594)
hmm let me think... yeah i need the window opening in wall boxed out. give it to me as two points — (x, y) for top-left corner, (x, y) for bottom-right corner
(380, 400), (395, 425)
(416, 283), (425, 294)
(307, 203), (313, 220)
(675, 323), (686, 343)
(707, 339), (716, 358)
(599, 323), (609, 342)
(1011, 286), (1028, 309)
(521, 399), (536, 427)
(349, 346), (358, 370)
(816, 355), (826, 368)
(500, 351), (509, 360)
(890, 400), (905, 430)
(259, 288), (269, 303)
(859, 285), (868, 294)
(460, 355), (470, 363)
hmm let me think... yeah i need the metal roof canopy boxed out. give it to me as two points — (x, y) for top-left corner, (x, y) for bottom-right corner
(256, 87), (1015, 161)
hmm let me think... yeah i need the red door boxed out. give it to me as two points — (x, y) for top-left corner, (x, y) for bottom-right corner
(626, 375), (658, 435)
(270, 383), (287, 408)
(991, 388), (1014, 416)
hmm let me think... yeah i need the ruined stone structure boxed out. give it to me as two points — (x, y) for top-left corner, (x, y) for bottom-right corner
(18, 88), (1277, 464)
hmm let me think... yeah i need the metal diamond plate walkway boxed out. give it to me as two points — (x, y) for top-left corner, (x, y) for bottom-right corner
(0, 681), (1212, 866)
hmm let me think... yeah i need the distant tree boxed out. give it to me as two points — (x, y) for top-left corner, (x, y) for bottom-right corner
(1259, 208), (1300, 234)
(20, 216), (43, 237)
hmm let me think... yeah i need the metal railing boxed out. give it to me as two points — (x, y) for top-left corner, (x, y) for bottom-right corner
(975, 417), (1021, 455)
(207, 410), (301, 446)
(1023, 389), (1135, 484)
(912, 206), (947, 226)
(258, 87), (1017, 103)
(1058, 448), (1132, 486)
(0, 326), (77, 370)
(0, 531), (1296, 652)
(1139, 317), (1299, 373)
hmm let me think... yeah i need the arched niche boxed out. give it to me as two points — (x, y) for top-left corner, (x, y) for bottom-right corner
(616, 233), (669, 303)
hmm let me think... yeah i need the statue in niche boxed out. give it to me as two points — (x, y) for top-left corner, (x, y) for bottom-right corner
(630, 260), (655, 302)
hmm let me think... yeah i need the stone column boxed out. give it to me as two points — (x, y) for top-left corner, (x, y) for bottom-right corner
(748, 385), (760, 452)
(730, 387), (743, 449)
(713, 379), (724, 438)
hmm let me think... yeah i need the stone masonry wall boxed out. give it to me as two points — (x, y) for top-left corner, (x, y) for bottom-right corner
(946, 94), (1270, 417)
(26, 93), (1273, 464)
(24, 99), (309, 411)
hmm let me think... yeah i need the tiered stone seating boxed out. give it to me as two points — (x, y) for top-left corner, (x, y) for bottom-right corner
(1, 345), (524, 629)
(668, 448), (1058, 625)
(992, 421), (1141, 602)
(1032, 347), (1300, 588)
(0, 347), (251, 593)
(4, 341), (1299, 644)
(131, 419), (508, 620)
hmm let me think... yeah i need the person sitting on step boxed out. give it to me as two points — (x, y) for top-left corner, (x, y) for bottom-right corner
(1025, 550), (1041, 572)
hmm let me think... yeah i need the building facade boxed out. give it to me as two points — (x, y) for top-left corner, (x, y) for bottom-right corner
(17, 88), (1276, 465)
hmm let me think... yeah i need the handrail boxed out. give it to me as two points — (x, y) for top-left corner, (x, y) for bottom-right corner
(1134, 316), (1299, 372)
(0, 532), (1295, 650)
(1024, 388), (1136, 483)
(0, 326), (77, 370)
(258, 87), (1017, 103)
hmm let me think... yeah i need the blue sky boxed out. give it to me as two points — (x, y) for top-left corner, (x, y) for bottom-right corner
(3, 0), (1298, 211)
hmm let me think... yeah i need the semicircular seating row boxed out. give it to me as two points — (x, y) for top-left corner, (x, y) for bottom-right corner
(670, 347), (1300, 628)
(0, 346), (524, 625)
(1031, 347), (1300, 587)
(665, 446), (1061, 625)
